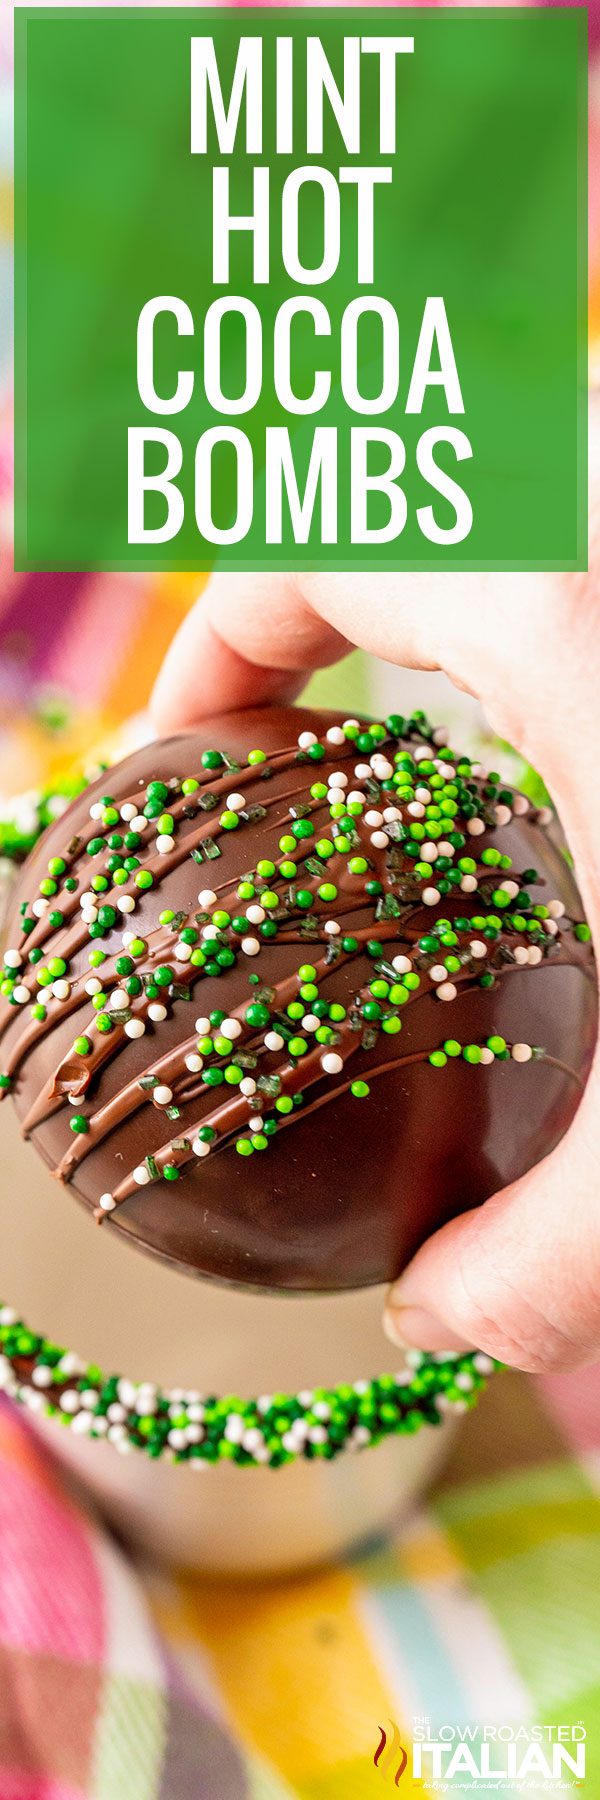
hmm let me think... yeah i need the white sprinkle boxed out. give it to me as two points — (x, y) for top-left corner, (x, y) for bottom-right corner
(365, 810), (383, 828)
(125, 1019), (145, 1040)
(467, 817), (485, 836)
(321, 1051), (343, 1075)
(353, 763), (371, 780)
(226, 792), (246, 813)
(249, 1115), (264, 1132)
(512, 793), (529, 816)
(0, 1309), (17, 1327)
(370, 831), (389, 850)
(347, 790), (365, 807)
(548, 899), (565, 919)
(31, 899), (49, 918)
(414, 744), (432, 761)
(117, 1379), (137, 1408)
(422, 887), (440, 907)
(117, 895), (135, 914)
(52, 980), (70, 1001)
(415, 786), (431, 804)
(392, 955), (412, 975)
(460, 875), (478, 894)
(298, 731), (317, 749)
(174, 941), (192, 961)
(3, 950), (22, 970)
(60, 1390), (80, 1415)
(59, 1352), (84, 1376)
(512, 1042), (532, 1062)
(495, 804), (512, 827)
(432, 726), (449, 745)
(120, 802), (137, 822)
(437, 981), (457, 1002)
(302, 1014), (319, 1032)
(500, 880), (519, 899)
(329, 770), (348, 788)
(544, 919), (559, 936)
(192, 1137), (211, 1158)
(110, 988), (129, 1010)
(527, 945), (543, 966)
(422, 842), (438, 861)
(148, 1002), (167, 1023)
(198, 890), (217, 909)
(265, 1031), (284, 1052)
(154, 1084), (173, 1106)
(99, 1192), (116, 1212)
(430, 965), (447, 984)
(156, 834), (175, 855)
(108, 1424), (128, 1445)
(71, 1410), (93, 1435)
(371, 758), (393, 779)
(242, 1427), (265, 1454)
(324, 920), (340, 936)
(131, 815), (146, 834)
(246, 905), (265, 925)
(479, 1047), (495, 1065)
(195, 1017), (210, 1035)
(343, 719), (359, 732)
(327, 787), (346, 806)
(133, 1164), (150, 1185)
(31, 1365), (53, 1389)
(438, 841), (454, 858)
(89, 802), (104, 820)
(107, 1402), (127, 1423)
(474, 1352), (495, 1375)
(537, 806), (553, 826)
(85, 980), (101, 1000)
(220, 1018), (242, 1040)
(469, 940), (487, 959)
(309, 1425), (328, 1445)
(326, 726), (345, 746)
(135, 1391), (157, 1416)
(513, 945), (529, 964)
(383, 806), (401, 823)
(407, 801), (425, 819)
(168, 1428), (188, 1451)
(240, 1077), (256, 1097)
(202, 925), (219, 942)
(241, 937), (260, 956)
(81, 905), (98, 924)
(12, 985), (30, 1005)
(185, 1053), (203, 1074)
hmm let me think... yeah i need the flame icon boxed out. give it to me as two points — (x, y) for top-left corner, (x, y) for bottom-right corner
(374, 1721), (408, 1784)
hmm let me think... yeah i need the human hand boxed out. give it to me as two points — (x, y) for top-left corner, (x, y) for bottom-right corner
(151, 417), (600, 1375)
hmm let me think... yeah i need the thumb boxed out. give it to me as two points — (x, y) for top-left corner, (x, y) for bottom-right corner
(383, 1065), (600, 1373)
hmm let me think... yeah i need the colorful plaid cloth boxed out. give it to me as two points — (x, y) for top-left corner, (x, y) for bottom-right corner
(1, 1364), (599, 1798)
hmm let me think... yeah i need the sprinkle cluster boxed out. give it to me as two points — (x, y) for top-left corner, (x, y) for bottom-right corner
(0, 1303), (495, 1466)
(0, 710), (593, 1222)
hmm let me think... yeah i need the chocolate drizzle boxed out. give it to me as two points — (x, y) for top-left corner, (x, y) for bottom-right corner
(1, 704), (597, 1292)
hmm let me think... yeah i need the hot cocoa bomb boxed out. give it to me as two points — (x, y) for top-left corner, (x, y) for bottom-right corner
(0, 705), (596, 1292)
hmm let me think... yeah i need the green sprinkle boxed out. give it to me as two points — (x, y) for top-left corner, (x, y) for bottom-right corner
(74, 1036), (92, 1056)
(69, 1115), (89, 1135)
(351, 1079), (370, 1098)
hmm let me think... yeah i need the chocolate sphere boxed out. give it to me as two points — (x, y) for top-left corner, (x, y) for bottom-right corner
(0, 705), (596, 1292)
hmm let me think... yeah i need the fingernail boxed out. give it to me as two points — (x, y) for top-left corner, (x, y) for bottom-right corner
(383, 1304), (473, 1354)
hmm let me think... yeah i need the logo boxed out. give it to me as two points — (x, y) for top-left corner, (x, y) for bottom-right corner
(372, 1717), (587, 1791)
(373, 1721), (408, 1785)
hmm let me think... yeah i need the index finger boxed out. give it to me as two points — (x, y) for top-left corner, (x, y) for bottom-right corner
(150, 572), (350, 731)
